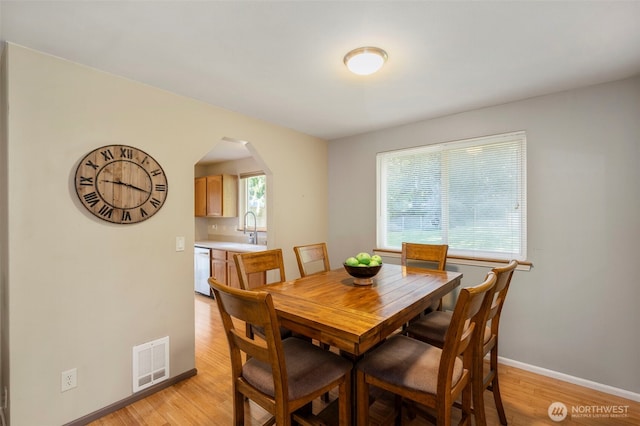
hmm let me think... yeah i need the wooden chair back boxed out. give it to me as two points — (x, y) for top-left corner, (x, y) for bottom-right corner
(402, 242), (449, 312)
(208, 278), (289, 421)
(234, 248), (286, 290)
(293, 243), (331, 277)
(401, 242), (448, 271)
(486, 260), (518, 340)
(439, 271), (496, 402)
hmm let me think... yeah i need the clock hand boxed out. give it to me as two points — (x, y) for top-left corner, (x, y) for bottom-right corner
(121, 182), (151, 194)
(101, 179), (151, 194)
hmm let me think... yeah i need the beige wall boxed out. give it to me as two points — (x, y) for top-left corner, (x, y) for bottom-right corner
(2, 44), (327, 425)
(1, 43), (9, 426)
(328, 75), (640, 396)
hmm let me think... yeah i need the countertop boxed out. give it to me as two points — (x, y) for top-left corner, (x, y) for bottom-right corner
(195, 240), (267, 253)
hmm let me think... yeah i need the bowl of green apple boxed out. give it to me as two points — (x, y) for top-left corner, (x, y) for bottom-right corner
(343, 252), (383, 285)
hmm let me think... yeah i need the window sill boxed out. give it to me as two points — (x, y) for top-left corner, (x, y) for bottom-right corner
(373, 248), (532, 271)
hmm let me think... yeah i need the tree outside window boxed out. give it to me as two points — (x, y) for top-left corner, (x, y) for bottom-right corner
(239, 174), (267, 230)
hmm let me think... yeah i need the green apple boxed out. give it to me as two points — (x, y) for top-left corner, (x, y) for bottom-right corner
(345, 257), (359, 266)
(356, 252), (371, 265)
(369, 260), (380, 267)
(371, 254), (382, 264)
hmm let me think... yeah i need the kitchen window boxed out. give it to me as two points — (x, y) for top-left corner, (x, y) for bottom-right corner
(377, 131), (527, 261)
(238, 173), (267, 231)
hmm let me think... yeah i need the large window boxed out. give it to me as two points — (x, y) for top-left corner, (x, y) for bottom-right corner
(238, 173), (267, 231)
(377, 131), (526, 261)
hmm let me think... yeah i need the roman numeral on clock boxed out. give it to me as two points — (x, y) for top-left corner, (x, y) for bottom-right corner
(84, 160), (99, 170)
(83, 192), (100, 207)
(120, 147), (133, 159)
(98, 205), (114, 218)
(100, 149), (114, 161)
(79, 176), (94, 186)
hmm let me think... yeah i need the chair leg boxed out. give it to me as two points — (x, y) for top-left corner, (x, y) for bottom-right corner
(234, 389), (245, 426)
(472, 361), (488, 426)
(356, 370), (369, 426)
(491, 348), (508, 425)
(472, 387), (487, 426)
(338, 371), (351, 425)
(394, 395), (403, 426)
(318, 342), (331, 402)
(460, 381), (473, 426)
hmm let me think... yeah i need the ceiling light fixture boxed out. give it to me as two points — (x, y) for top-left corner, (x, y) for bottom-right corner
(343, 46), (388, 76)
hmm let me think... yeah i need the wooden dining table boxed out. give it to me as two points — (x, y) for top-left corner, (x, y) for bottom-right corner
(253, 263), (463, 423)
(253, 263), (463, 357)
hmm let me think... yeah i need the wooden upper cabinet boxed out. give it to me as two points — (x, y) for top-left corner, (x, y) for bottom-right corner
(206, 175), (223, 216)
(194, 177), (207, 217)
(194, 174), (238, 217)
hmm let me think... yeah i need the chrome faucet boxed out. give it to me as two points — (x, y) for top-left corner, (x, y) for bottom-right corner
(243, 211), (258, 244)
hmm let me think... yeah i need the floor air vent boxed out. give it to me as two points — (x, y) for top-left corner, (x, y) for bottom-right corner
(133, 336), (169, 392)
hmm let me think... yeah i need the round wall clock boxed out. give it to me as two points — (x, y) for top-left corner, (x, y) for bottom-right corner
(74, 145), (168, 224)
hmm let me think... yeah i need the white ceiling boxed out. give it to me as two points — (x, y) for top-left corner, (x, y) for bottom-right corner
(2, 1), (640, 157)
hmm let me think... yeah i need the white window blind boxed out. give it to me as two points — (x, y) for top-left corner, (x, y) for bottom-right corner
(377, 131), (527, 261)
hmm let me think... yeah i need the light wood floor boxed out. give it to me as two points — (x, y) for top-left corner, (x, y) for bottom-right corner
(90, 294), (639, 425)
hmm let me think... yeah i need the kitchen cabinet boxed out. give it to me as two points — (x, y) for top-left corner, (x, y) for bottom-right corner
(194, 177), (207, 217)
(210, 249), (227, 285)
(194, 174), (238, 218)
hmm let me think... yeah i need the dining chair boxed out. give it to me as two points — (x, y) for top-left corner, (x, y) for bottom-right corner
(402, 242), (449, 313)
(293, 242), (331, 277)
(356, 271), (497, 426)
(405, 260), (518, 425)
(234, 248), (286, 290)
(208, 278), (352, 426)
(234, 249), (291, 341)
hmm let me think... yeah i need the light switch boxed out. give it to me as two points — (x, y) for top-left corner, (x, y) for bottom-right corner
(176, 236), (185, 252)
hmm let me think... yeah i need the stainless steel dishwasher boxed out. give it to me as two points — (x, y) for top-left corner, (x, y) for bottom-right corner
(194, 246), (212, 296)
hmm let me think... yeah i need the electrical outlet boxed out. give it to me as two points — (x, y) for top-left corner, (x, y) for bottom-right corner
(61, 368), (77, 392)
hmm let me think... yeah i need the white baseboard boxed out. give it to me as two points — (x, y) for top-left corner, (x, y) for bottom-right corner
(498, 356), (640, 402)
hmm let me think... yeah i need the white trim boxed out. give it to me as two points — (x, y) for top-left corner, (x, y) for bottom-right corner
(372, 249), (531, 271)
(447, 257), (531, 271)
(497, 356), (640, 402)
